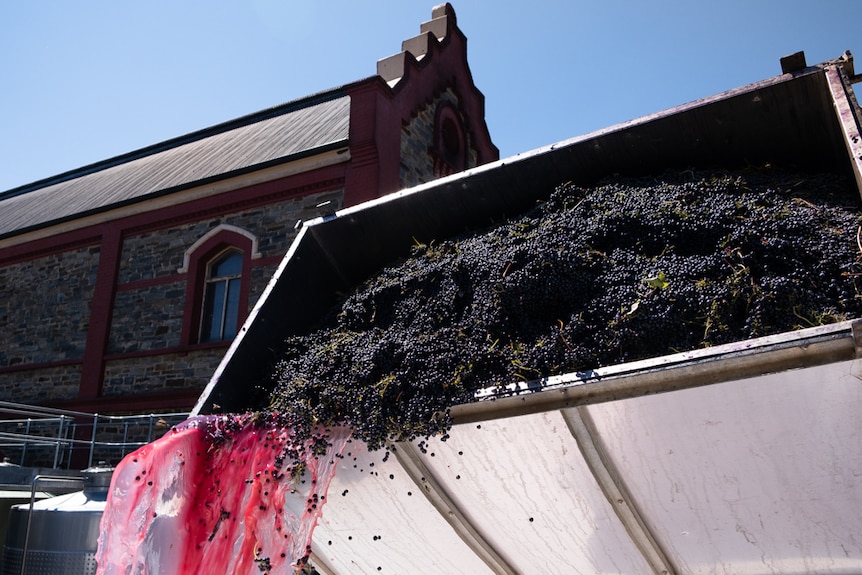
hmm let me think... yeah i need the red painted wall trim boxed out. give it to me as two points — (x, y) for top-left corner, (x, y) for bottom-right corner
(79, 225), (122, 400)
(0, 342), (232, 376)
(48, 390), (202, 414)
(102, 342), (230, 362)
(343, 80), (390, 207)
(2, 168), (347, 404)
(0, 229), (101, 266)
(122, 175), (346, 238)
(0, 358), (82, 375)
(0, 168), (346, 265)
(115, 254), (282, 293)
(341, 17), (498, 206)
(384, 20), (498, 165)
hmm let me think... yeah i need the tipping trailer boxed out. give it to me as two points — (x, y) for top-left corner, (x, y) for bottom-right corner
(191, 52), (862, 574)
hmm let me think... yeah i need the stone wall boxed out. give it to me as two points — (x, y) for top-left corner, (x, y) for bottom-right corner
(0, 186), (344, 405)
(103, 188), (344, 396)
(109, 187), (343, 352)
(0, 364), (81, 403)
(400, 89), (479, 188)
(102, 348), (226, 397)
(0, 246), (99, 367)
(109, 283), (186, 354)
(118, 188), (344, 284)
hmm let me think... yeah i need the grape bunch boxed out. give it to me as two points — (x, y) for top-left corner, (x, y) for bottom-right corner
(269, 167), (862, 450)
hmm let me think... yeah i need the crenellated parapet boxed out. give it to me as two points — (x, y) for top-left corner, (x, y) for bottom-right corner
(342, 3), (497, 199)
(377, 4), (458, 86)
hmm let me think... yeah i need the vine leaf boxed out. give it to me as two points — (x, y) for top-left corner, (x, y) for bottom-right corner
(643, 271), (670, 290)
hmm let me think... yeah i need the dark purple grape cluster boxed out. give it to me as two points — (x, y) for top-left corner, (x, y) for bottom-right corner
(269, 167), (862, 450)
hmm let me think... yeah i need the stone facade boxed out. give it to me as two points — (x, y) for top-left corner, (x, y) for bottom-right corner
(116, 188), (342, 285)
(0, 247), (99, 366)
(0, 4), (497, 417)
(0, 188), (346, 405)
(102, 348), (226, 398)
(400, 89), (481, 188)
(0, 364), (81, 404)
(109, 284), (186, 354)
(109, 188), (343, 357)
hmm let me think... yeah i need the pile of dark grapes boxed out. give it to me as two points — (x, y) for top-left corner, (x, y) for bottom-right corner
(269, 167), (862, 450)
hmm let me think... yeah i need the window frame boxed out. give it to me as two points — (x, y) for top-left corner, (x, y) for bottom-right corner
(200, 248), (244, 343)
(180, 226), (256, 346)
(432, 102), (467, 176)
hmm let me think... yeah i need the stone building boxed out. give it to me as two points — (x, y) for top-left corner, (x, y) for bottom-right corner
(0, 4), (497, 415)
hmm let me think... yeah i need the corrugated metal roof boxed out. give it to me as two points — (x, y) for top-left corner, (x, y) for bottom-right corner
(0, 92), (351, 240)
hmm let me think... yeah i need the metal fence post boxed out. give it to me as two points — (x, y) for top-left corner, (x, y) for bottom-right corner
(88, 414), (99, 469)
(52, 415), (66, 469)
(20, 419), (31, 466)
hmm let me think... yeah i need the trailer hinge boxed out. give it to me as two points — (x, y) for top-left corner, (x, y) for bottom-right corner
(818, 50), (862, 84)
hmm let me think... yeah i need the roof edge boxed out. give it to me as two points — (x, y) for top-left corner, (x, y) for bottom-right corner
(0, 141), (349, 244)
(0, 88), (350, 200)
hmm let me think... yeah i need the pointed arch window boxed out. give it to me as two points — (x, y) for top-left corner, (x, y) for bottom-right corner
(201, 249), (243, 342)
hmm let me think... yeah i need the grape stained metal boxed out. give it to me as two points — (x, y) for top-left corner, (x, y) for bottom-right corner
(95, 415), (350, 574)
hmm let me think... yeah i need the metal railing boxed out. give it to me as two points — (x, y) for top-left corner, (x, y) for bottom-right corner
(0, 401), (188, 470)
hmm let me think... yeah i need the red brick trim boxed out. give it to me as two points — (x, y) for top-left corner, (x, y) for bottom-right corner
(115, 254), (282, 293)
(0, 358), (82, 374)
(48, 390), (202, 414)
(0, 169), (345, 265)
(0, 229), (101, 266)
(79, 225), (122, 400)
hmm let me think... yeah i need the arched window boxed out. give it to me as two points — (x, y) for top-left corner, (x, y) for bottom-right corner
(432, 103), (467, 177)
(179, 225), (259, 346)
(200, 249), (243, 342)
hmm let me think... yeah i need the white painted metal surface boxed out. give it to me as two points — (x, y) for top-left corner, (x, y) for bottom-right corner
(307, 328), (862, 574)
(588, 359), (862, 574)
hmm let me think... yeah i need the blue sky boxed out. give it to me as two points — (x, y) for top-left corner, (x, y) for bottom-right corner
(1, 1), (860, 193)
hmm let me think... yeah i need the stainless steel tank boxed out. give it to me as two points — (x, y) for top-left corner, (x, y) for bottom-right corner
(1, 464), (113, 575)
